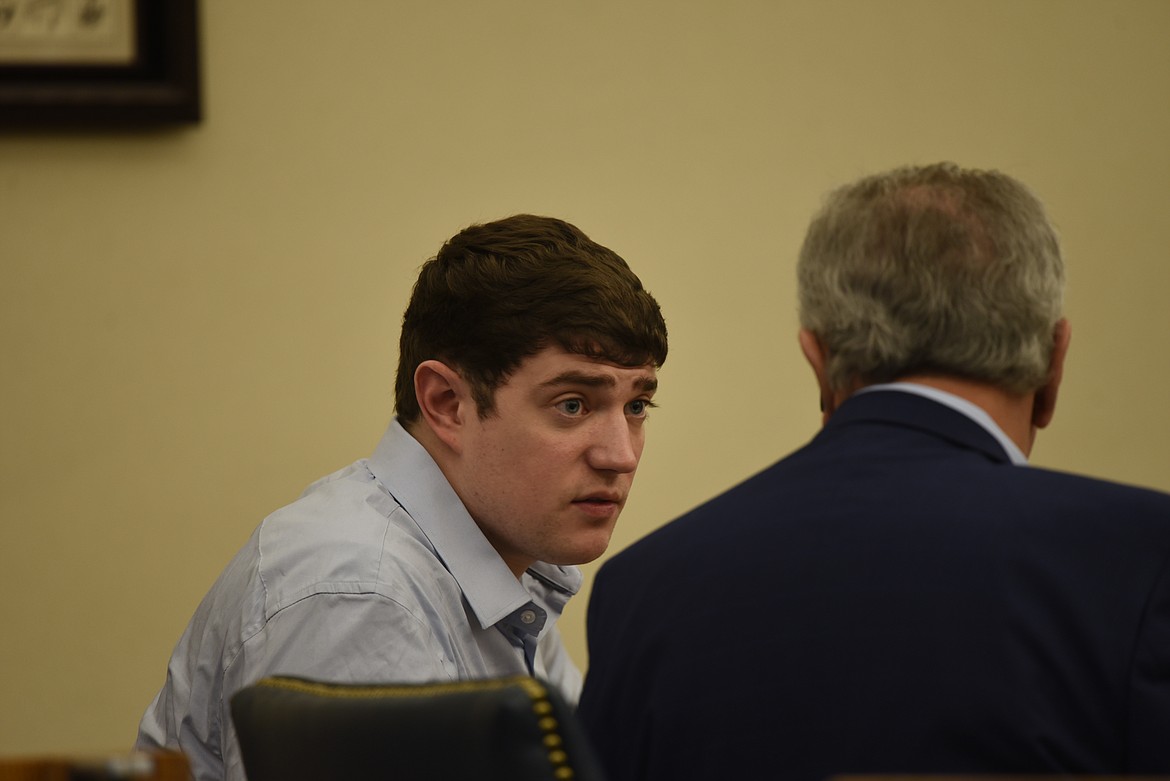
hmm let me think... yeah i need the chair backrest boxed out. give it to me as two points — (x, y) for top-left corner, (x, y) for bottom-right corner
(230, 675), (606, 781)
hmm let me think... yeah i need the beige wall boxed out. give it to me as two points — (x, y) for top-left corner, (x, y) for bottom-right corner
(3, 0), (1169, 756)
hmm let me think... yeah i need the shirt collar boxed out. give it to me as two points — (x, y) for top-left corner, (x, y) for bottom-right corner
(856, 383), (1028, 465)
(366, 418), (580, 629)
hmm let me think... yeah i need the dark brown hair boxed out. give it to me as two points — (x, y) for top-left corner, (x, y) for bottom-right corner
(394, 214), (668, 423)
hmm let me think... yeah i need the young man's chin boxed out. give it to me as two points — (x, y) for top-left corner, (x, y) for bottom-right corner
(549, 534), (616, 568)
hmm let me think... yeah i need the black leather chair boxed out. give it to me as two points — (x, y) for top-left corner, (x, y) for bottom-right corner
(230, 675), (606, 781)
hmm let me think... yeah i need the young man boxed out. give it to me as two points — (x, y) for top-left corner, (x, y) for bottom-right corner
(136, 214), (668, 781)
(578, 163), (1170, 779)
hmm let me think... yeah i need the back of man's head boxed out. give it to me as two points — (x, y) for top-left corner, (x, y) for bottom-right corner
(797, 162), (1064, 395)
(394, 214), (668, 424)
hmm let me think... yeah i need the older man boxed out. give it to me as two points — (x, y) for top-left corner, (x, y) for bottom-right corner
(578, 163), (1170, 780)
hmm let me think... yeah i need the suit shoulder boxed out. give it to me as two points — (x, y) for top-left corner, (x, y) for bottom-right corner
(1013, 463), (1170, 512)
(599, 458), (790, 574)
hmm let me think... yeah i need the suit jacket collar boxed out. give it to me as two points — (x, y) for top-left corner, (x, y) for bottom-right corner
(823, 388), (1014, 464)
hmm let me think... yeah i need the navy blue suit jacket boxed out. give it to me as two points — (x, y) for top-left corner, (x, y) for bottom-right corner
(578, 390), (1170, 780)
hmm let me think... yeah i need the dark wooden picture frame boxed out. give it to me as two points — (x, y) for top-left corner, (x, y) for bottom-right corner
(0, 0), (200, 125)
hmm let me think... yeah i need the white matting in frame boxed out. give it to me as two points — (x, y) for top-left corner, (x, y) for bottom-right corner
(0, 0), (136, 65)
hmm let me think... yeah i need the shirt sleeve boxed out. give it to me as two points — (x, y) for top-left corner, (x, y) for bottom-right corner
(218, 591), (458, 781)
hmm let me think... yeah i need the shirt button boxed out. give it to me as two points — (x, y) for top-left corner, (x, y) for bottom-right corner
(520, 609), (537, 625)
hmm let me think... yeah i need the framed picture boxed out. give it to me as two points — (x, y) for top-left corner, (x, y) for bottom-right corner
(0, 0), (200, 124)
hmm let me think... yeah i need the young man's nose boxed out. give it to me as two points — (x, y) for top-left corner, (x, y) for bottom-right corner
(588, 414), (640, 473)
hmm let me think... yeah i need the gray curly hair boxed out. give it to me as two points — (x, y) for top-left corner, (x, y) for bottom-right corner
(797, 162), (1065, 394)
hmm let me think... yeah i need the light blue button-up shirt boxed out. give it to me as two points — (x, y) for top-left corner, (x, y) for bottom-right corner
(135, 419), (583, 781)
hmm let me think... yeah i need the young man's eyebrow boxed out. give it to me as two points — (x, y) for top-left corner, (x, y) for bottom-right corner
(540, 371), (658, 392)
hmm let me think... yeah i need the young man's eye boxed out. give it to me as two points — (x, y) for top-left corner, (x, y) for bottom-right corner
(627, 399), (654, 417)
(556, 399), (586, 415)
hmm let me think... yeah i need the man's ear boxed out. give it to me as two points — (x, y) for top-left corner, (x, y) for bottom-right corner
(798, 329), (837, 424)
(1032, 318), (1071, 430)
(414, 360), (472, 453)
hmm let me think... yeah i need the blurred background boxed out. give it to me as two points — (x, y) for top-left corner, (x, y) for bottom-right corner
(2, 0), (1168, 755)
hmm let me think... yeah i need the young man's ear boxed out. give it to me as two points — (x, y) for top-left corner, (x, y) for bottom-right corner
(1032, 318), (1072, 431)
(414, 360), (472, 453)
